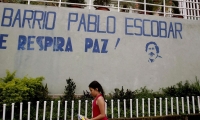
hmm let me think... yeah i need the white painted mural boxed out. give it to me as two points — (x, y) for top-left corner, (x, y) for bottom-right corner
(0, 3), (200, 95)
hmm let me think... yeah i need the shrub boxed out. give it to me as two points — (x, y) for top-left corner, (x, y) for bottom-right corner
(0, 70), (49, 105)
(61, 77), (77, 119)
(0, 70), (50, 119)
(162, 76), (200, 97)
(62, 77), (76, 102)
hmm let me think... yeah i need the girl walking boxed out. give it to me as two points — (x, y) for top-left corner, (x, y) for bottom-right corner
(85, 81), (107, 120)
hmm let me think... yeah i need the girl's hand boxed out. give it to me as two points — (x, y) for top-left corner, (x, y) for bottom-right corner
(84, 117), (89, 120)
(84, 117), (92, 120)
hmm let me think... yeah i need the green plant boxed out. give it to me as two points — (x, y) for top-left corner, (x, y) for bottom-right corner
(1, 72), (200, 119)
(93, 0), (111, 6)
(0, 70), (16, 83)
(62, 77), (76, 102)
(60, 77), (77, 119)
(135, 86), (155, 99)
(159, 0), (176, 16)
(149, 0), (163, 15)
(119, 1), (135, 12)
(111, 86), (135, 101)
(80, 90), (93, 100)
(172, 0), (180, 14)
(0, 70), (50, 119)
(2, 0), (23, 3)
(136, 0), (176, 15)
(137, 0), (154, 14)
(162, 77), (200, 97)
(67, 0), (85, 4)
(0, 70), (49, 106)
(66, 0), (86, 7)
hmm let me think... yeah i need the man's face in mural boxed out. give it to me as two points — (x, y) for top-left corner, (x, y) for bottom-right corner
(147, 44), (157, 60)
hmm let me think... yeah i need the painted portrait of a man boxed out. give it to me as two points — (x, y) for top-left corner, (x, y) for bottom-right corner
(145, 42), (162, 63)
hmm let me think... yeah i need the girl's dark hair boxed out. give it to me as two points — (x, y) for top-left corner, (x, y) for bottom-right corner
(89, 80), (105, 99)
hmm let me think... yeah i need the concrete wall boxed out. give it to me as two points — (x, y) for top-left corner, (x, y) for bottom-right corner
(0, 3), (200, 95)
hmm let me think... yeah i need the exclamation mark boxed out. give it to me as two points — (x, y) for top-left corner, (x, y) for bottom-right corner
(115, 38), (120, 49)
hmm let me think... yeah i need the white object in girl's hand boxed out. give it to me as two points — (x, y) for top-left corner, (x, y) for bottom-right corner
(78, 114), (85, 120)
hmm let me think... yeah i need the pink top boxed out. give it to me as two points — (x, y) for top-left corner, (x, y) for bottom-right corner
(92, 94), (107, 120)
